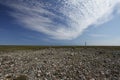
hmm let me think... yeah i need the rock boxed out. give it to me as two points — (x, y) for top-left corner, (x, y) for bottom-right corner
(90, 78), (95, 80)
(14, 75), (28, 80)
(0, 47), (119, 80)
(5, 74), (13, 80)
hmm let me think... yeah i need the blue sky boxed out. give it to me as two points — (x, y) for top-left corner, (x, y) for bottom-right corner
(0, 0), (120, 45)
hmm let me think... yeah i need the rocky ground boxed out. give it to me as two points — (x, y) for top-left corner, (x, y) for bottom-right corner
(0, 47), (120, 80)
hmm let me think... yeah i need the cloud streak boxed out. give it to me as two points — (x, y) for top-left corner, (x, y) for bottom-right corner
(90, 34), (108, 37)
(1, 0), (120, 40)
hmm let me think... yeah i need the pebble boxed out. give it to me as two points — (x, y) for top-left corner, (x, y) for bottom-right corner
(0, 48), (119, 80)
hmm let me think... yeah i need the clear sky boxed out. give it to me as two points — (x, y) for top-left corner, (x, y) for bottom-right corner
(0, 0), (120, 46)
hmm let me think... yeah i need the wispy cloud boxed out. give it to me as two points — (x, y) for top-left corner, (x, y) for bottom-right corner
(0, 0), (120, 40)
(117, 6), (120, 14)
(89, 34), (108, 37)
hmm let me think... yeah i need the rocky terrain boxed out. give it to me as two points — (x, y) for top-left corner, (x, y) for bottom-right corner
(0, 47), (120, 80)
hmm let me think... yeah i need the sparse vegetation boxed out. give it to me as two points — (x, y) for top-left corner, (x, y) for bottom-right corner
(0, 46), (120, 80)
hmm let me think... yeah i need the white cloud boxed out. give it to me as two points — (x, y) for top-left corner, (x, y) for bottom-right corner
(89, 34), (108, 37)
(1, 0), (120, 40)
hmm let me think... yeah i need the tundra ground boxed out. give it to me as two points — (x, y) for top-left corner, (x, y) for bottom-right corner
(0, 46), (120, 80)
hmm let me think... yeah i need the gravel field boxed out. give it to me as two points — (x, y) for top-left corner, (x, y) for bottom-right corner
(0, 47), (120, 80)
